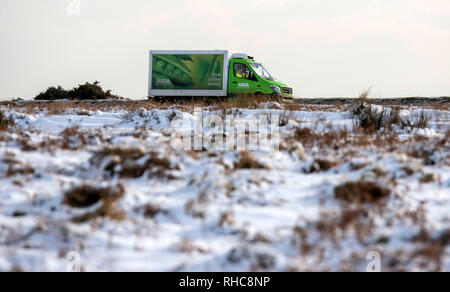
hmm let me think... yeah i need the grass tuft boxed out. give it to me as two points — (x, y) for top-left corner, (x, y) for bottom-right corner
(335, 180), (391, 204)
(0, 111), (14, 131)
(64, 184), (125, 223)
(92, 147), (173, 179)
(234, 151), (266, 170)
(63, 184), (124, 208)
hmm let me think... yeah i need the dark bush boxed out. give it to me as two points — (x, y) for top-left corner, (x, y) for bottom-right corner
(34, 81), (121, 101)
(35, 86), (69, 101)
(68, 81), (117, 100)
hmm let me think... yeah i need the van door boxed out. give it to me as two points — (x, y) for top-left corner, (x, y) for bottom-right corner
(228, 62), (257, 95)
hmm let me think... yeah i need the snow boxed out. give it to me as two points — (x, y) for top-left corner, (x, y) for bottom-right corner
(0, 104), (449, 271)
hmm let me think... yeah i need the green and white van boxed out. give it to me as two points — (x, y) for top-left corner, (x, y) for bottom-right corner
(149, 50), (293, 99)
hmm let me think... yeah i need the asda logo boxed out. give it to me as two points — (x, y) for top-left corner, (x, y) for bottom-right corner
(238, 83), (249, 88)
(156, 78), (171, 84)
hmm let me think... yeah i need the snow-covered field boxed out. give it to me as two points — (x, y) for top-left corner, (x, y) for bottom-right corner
(0, 101), (449, 272)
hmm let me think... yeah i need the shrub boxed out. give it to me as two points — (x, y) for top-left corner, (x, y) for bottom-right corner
(68, 81), (118, 100)
(34, 81), (121, 101)
(35, 86), (69, 101)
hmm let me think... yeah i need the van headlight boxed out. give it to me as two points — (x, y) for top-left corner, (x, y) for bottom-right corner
(270, 85), (281, 95)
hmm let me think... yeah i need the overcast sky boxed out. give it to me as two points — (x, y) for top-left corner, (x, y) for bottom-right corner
(1, 0), (449, 100)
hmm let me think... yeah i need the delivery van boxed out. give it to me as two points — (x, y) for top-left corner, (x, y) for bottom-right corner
(148, 50), (293, 99)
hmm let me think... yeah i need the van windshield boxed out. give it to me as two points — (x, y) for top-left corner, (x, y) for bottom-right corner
(249, 63), (274, 81)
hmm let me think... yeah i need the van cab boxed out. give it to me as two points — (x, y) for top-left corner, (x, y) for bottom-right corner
(228, 53), (293, 98)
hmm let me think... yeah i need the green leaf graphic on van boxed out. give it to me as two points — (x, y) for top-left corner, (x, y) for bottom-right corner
(153, 55), (194, 86)
(177, 55), (194, 62)
(152, 54), (224, 90)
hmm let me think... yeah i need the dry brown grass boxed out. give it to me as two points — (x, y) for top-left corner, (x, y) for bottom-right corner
(184, 192), (209, 219)
(291, 127), (350, 150)
(2, 152), (35, 178)
(0, 111), (14, 131)
(6, 162), (35, 178)
(61, 126), (87, 150)
(63, 184), (124, 208)
(420, 173), (439, 184)
(313, 207), (376, 244)
(351, 91), (432, 133)
(307, 158), (339, 173)
(12, 126), (93, 152)
(415, 110), (431, 129)
(176, 239), (207, 254)
(26, 128), (104, 152)
(285, 123), (449, 169)
(2, 100), (155, 115)
(291, 226), (312, 256)
(410, 226), (450, 271)
(334, 181), (391, 204)
(226, 246), (276, 271)
(224, 94), (282, 109)
(234, 151), (266, 170)
(349, 89), (371, 111)
(92, 147), (173, 179)
(0, 95), (316, 117)
(184, 199), (206, 219)
(141, 203), (167, 219)
(293, 127), (314, 143)
(350, 90), (394, 133)
(353, 106), (388, 133)
(63, 184), (125, 223)
(2, 95), (448, 116)
(219, 210), (235, 227)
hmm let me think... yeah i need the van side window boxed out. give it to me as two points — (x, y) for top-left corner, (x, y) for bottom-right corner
(233, 63), (252, 80)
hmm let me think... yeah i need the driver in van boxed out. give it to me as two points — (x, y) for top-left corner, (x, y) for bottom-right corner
(235, 64), (250, 79)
